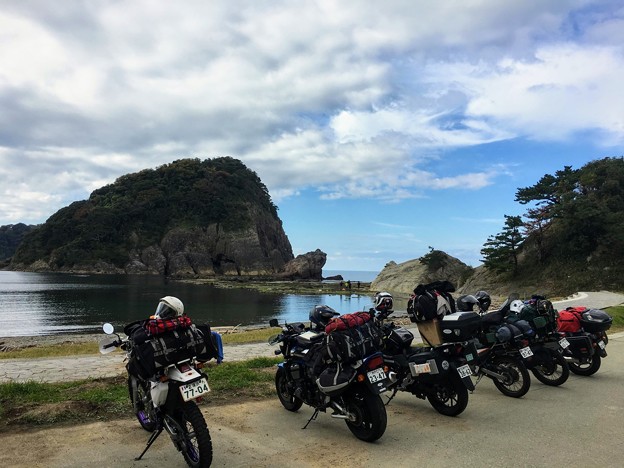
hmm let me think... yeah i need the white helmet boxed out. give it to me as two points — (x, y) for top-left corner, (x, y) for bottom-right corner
(155, 296), (184, 319)
(509, 299), (525, 314)
(374, 292), (394, 312)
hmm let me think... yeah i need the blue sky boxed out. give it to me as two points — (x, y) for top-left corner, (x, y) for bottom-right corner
(0, 1), (623, 272)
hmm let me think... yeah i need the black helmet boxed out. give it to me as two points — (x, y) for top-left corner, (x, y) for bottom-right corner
(374, 292), (394, 312)
(309, 305), (339, 331)
(456, 295), (479, 312)
(475, 291), (491, 312)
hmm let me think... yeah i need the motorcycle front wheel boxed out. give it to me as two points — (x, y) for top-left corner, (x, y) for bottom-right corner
(343, 389), (387, 442)
(275, 366), (303, 411)
(491, 356), (531, 398)
(128, 375), (158, 432)
(169, 401), (213, 468)
(531, 350), (570, 386)
(569, 354), (601, 376)
(426, 375), (469, 417)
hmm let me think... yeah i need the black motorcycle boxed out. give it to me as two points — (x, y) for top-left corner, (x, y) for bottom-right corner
(558, 308), (612, 376)
(464, 293), (569, 388)
(269, 318), (389, 442)
(374, 309), (475, 417)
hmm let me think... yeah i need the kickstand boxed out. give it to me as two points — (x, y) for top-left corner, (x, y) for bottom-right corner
(302, 409), (320, 430)
(384, 388), (398, 406)
(135, 427), (163, 461)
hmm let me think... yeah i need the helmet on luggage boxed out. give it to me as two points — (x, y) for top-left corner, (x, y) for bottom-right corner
(374, 292), (393, 312)
(456, 295), (479, 312)
(475, 291), (491, 312)
(309, 305), (340, 331)
(509, 299), (525, 314)
(155, 296), (184, 319)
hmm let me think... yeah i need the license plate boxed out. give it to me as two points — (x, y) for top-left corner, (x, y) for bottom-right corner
(179, 378), (211, 402)
(519, 346), (534, 359)
(409, 362), (431, 376)
(457, 364), (472, 379)
(559, 337), (570, 349)
(598, 340), (606, 350)
(367, 368), (387, 384)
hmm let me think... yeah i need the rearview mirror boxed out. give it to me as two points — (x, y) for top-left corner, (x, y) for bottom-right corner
(102, 323), (115, 335)
(269, 319), (279, 327)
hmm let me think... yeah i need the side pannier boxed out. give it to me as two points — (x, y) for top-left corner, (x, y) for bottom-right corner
(323, 313), (383, 364)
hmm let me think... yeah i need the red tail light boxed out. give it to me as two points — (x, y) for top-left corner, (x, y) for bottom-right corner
(366, 355), (384, 370)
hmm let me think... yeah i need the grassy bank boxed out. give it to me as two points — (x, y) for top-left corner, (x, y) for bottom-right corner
(0, 356), (281, 430)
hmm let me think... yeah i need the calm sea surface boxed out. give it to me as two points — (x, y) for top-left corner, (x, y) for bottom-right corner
(0, 270), (379, 337)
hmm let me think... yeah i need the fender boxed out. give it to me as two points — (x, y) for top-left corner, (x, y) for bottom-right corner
(449, 361), (475, 391)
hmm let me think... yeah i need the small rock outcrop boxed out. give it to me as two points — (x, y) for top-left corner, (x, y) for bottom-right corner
(371, 251), (473, 294)
(280, 249), (327, 279)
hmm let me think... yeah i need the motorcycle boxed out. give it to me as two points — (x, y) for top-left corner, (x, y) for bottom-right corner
(100, 322), (214, 467)
(373, 309), (475, 417)
(558, 307), (612, 376)
(268, 318), (389, 442)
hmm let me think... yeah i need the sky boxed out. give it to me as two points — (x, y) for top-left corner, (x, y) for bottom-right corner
(1, 1), (623, 272)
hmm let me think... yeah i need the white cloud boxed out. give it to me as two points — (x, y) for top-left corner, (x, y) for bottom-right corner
(0, 1), (622, 224)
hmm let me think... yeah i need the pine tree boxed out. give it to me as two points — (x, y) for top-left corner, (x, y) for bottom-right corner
(481, 215), (525, 275)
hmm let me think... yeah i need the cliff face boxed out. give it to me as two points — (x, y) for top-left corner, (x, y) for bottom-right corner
(370, 251), (473, 294)
(11, 158), (297, 277)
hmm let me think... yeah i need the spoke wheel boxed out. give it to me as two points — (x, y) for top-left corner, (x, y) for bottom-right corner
(491, 356), (531, 398)
(169, 402), (213, 468)
(128, 376), (158, 432)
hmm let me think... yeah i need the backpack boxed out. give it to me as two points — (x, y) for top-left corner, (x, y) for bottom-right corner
(557, 308), (585, 333)
(407, 281), (456, 323)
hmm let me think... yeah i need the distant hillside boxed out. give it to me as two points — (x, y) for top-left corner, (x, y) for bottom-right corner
(11, 157), (296, 276)
(373, 157), (624, 298)
(0, 223), (37, 261)
(475, 157), (624, 296)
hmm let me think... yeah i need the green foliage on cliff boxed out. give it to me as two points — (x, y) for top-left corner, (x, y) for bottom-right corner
(12, 157), (280, 269)
(0, 223), (37, 260)
(481, 157), (624, 293)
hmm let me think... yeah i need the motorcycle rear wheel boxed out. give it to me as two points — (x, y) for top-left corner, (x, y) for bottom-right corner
(531, 350), (570, 386)
(426, 375), (469, 417)
(128, 376), (158, 432)
(275, 367), (303, 411)
(169, 401), (213, 468)
(343, 389), (387, 442)
(491, 356), (531, 398)
(569, 354), (601, 376)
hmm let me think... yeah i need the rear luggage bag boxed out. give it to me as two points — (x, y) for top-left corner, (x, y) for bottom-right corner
(440, 312), (481, 342)
(580, 309), (612, 333)
(324, 318), (383, 364)
(557, 310), (583, 333)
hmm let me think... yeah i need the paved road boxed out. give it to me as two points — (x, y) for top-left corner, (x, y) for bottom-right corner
(1, 330), (623, 468)
(1, 291), (623, 383)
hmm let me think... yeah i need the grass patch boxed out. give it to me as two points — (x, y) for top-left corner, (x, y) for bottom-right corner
(0, 358), (281, 430)
(606, 305), (624, 331)
(220, 327), (278, 344)
(0, 342), (99, 360)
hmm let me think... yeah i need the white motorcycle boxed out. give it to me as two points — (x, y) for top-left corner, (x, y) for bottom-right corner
(100, 322), (214, 467)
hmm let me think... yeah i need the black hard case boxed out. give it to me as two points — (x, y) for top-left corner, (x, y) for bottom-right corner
(440, 311), (481, 342)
